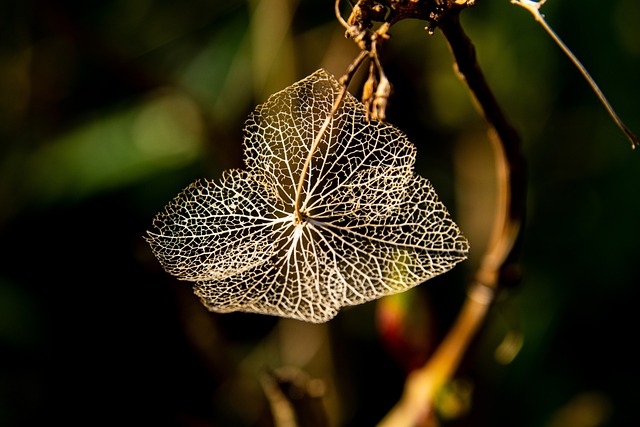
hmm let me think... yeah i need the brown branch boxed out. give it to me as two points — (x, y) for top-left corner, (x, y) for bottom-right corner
(439, 12), (526, 291)
(374, 4), (526, 426)
(339, 2), (525, 424)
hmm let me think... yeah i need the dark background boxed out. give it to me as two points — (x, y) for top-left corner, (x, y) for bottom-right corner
(1, 0), (639, 426)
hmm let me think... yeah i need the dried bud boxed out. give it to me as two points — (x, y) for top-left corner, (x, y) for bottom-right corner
(362, 68), (377, 120)
(372, 75), (391, 121)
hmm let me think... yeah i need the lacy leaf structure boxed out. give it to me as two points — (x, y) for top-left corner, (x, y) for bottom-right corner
(147, 69), (469, 323)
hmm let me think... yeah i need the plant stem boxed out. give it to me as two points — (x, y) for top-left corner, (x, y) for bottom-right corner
(512, 0), (640, 149)
(439, 13), (527, 285)
(379, 11), (527, 426)
(377, 282), (493, 427)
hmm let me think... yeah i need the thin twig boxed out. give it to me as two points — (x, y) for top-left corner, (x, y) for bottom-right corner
(512, 0), (640, 149)
(334, 0), (350, 31)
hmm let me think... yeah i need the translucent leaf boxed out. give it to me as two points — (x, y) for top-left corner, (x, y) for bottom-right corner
(147, 69), (469, 323)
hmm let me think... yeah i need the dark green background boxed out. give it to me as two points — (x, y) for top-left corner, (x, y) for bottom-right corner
(1, 1), (638, 426)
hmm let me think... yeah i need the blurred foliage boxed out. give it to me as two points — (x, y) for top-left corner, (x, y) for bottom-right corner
(0, 0), (639, 426)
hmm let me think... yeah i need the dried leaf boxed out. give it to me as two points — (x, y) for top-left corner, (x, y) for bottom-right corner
(147, 69), (469, 323)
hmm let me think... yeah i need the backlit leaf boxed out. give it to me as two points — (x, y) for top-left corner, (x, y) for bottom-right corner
(147, 69), (469, 323)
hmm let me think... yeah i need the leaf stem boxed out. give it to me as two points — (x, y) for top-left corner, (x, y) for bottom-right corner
(293, 50), (369, 223)
(512, 0), (640, 149)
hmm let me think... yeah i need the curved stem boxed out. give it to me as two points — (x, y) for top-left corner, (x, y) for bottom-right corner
(439, 14), (527, 266)
(379, 12), (526, 426)
(334, 0), (350, 31)
(377, 283), (493, 427)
